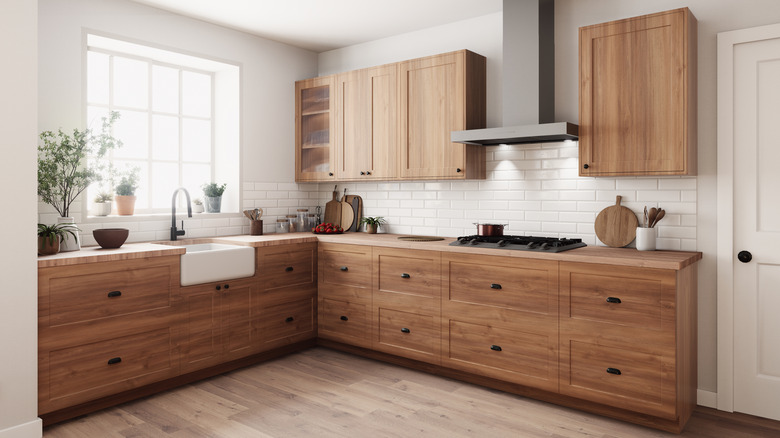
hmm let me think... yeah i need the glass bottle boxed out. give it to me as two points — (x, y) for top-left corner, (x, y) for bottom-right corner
(276, 218), (289, 234)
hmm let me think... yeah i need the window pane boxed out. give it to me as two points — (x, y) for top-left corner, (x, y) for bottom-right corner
(151, 162), (179, 209)
(113, 110), (149, 159)
(183, 163), (210, 199)
(153, 65), (179, 113)
(182, 71), (211, 117)
(113, 56), (148, 109)
(152, 115), (179, 161)
(182, 118), (211, 162)
(87, 52), (109, 105)
(86, 106), (110, 132)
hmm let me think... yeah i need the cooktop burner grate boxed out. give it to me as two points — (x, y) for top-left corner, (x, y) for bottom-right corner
(449, 235), (586, 252)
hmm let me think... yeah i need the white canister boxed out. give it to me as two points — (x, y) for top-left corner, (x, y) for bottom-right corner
(636, 227), (657, 251)
(57, 216), (81, 252)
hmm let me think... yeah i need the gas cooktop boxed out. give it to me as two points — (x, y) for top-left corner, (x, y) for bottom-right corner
(450, 235), (587, 252)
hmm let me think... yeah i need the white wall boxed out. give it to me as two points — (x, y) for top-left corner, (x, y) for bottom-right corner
(1, 0), (43, 437)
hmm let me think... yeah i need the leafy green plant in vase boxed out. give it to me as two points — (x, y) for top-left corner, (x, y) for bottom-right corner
(360, 216), (386, 234)
(92, 192), (113, 216)
(192, 198), (204, 213)
(37, 111), (121, 251)
(202, 183), (227, 213)
(114, 168), (140, 216)
(37, 223), (80, 256)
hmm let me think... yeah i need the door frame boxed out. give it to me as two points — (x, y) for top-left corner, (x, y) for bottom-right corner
(716, 22), (780, 414)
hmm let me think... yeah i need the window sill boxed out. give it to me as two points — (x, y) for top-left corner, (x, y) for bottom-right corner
(83, 211), (241, 223)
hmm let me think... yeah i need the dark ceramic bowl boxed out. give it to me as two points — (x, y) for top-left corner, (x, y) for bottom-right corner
(93, 228), (129, 249)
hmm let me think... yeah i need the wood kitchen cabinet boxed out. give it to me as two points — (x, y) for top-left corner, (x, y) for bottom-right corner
(559, 261), (697, 432)
(296, 75), (337, 181)
(441, 253), (559, 392)
(38, 256), (180, 414)
(318, 243), (373, 348)
(399, 50), (486, 180)
(179, 276), (259, 373)
(335, 64), (398, 180)
(579, 8), (697, 176)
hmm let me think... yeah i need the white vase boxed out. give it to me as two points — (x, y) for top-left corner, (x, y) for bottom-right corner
(57, 216), (81, 252)
(93, 202), (112, 216)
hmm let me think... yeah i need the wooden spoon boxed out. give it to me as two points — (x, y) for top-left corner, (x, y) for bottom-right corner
(651, 209), (665, 228)
(243, 210), (253, 220)
(647, 207), (658, 229)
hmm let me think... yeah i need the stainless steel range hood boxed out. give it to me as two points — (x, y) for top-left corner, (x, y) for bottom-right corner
(452, 0), (578, 146)
(451, 122), (578, 145)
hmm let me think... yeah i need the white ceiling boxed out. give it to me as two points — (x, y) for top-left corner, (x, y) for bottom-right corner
(130, 0), (503, 53)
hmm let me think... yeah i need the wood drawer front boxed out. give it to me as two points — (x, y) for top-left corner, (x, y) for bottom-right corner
(259, 297), (316, 346)
(320, 244), (372, 289)
(42, 327), (175, 412)
(375, 249), (440, 299)
(259, 243), (316, 290)
(446, 256), (557, 316)
(561, 339), (676, 419)
(44, 265), (173, 327)
(561, 263), (676, 331)
(446, 320), (557, 390)
(319, 297), (370, 347)
(376, 307), (440, 363)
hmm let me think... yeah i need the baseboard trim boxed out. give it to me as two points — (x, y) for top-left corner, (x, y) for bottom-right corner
(0, 418), (42, 438)
(697, 389), (718, 409)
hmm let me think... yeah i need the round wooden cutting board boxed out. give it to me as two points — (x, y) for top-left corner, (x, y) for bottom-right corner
(594, 195), (639, 247)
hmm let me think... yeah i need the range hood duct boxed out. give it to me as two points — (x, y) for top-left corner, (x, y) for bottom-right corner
(452, 0), (578, 146)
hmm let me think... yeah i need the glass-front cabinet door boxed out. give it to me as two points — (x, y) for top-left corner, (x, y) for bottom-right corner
(295, 75), (336, 182)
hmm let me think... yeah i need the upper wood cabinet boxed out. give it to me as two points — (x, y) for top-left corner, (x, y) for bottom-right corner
(335, 64), (398, 180)
(579, 8), (697, 176)
(399, 50), (486, 180)
(295, 75), (337, 182)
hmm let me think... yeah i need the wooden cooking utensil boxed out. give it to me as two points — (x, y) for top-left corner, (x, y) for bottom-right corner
(594, 195), (639, 247)
(651, 209), (666, 228)
(647, 207), (658, 229)
(324, 185), (341, 225)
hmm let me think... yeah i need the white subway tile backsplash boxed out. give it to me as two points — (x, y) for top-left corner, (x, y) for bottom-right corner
(616, 179), (659, 190)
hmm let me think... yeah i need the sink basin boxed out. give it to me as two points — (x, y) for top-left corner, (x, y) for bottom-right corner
(180, 243), (255, 286)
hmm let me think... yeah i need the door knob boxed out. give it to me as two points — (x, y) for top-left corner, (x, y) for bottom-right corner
(738, 251), (752, 263)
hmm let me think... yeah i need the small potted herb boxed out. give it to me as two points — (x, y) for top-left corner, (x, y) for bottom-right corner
(114, 168), (140, 215)
(92, 192), (113, 216)
(192, 198), (204, 213)
(202, 183), (227, 213)
(37, 223), (80, 256)
(359, 216), (386, 234)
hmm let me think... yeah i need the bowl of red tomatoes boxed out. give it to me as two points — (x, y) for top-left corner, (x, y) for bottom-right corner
(312, 223), (344, 234)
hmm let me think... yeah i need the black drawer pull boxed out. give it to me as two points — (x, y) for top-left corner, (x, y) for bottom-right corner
(340, 315), (348, 321)
(606, 367), (622, 375)
(490, 345), (502, 352)
(285, 266), (294, 272)
(400, 327), (411, 334)
(490, 283), (502, 290)
(107, 357), (122, 365)
(224, 284), (229, 289)
(401, 273), (411, 279)
(606, 297), (622, 304)
(107, 290), (122, 298)
(216, 285), (221, 291)
(285, 316), (295, 323)
(340, 266), (348, 271)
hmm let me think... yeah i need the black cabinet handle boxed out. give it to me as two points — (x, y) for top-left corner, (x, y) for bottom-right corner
(224, 284), (229, 289)
(490, 345), (502, 352)
(328, 172), (333, 176)
(606, 297), (622, 304)
(360, 171), (365, 175)
(490, 283), (502, 290)
(583, 164), (589, 169)
(340, 315), (348, 321)
(107, 290), (122, 298)
(216, 285), (222, 291)
(401, 273), (410, 279)
(285, 316), (295, 323)
(107, 357), (122, 365)
(366, 171), (371, 175)
(340, 266), (348, 271)
(285, 266), (294, 272)
(738, 251), (752, 263)
(456, 168), (462, 173)
(400, 327), (411, 334)
(606, 367), (622, 375)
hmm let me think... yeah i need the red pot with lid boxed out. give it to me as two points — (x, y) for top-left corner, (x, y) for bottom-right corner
(474, 223), (507, 237)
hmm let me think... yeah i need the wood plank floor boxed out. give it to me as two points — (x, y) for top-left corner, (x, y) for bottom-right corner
(44, 347), (780, 438)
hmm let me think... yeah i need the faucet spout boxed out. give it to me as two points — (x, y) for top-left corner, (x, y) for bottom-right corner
(171, 187), (193, 241)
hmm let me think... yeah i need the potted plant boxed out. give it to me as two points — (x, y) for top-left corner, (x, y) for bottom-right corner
(92, 192), (113, 216)
(114, 168), (140, 216)
(202, 183), (227, 213)
(37, 223), (80, 256)
(37, 112), (121, 251)
(192, 198), (204, 213)
(360, 216), (386, 234)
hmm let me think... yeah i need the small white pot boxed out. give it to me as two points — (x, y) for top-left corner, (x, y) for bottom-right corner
(636, 227), (656, 251)
(93, 202), (112, 216)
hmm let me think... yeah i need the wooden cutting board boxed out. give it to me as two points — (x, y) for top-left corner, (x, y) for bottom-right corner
(341, 201), (354, 231)
(594, 195), (639, 247)
(344, 194), (362, 231)
(324, 187), (341, 225)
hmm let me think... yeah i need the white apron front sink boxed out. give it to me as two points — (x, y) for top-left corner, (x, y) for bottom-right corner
(180, 243), (255, 286)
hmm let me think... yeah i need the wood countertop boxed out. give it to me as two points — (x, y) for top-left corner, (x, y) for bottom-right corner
(38, 232), (701, 270)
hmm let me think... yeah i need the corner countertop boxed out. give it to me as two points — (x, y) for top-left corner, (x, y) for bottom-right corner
(38, 232), (702, 271)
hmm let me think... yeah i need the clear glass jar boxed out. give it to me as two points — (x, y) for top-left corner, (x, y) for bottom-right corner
(296, 209), (309, 232)
(286, 214), (298, 232)
(276, 218), (289, 234)
(307, 214), (318, 231)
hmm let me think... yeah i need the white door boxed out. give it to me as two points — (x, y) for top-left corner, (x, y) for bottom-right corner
(730, 31), (780, 421)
